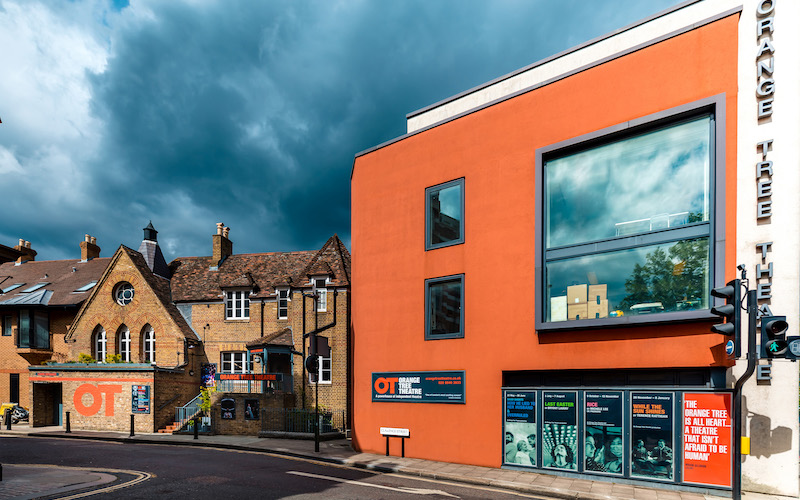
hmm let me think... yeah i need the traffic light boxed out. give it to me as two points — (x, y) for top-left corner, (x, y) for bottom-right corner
(761, 315), (789, 358)
(304, 355), (319, 374)
(710, 279), (741, 337)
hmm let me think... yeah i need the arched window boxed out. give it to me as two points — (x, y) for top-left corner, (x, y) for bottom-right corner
(118, 325), (131, 362)
(94, 326), (107, 361)
(142, 325), (156, 364)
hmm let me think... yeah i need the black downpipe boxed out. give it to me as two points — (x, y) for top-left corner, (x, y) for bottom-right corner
(301, 293), (306, 410)
(732, 289), (757, 500)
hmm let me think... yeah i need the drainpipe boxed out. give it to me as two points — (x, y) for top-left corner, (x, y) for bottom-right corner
(301, 291), (306, 409)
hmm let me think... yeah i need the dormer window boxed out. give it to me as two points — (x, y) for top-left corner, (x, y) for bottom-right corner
(225, 290), (250, 320)
(313, 277), (328, 312)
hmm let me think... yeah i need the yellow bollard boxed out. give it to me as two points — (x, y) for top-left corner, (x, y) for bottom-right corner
(741, 436), (750, 455)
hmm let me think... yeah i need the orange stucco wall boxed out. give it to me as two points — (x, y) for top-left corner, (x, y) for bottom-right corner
(351, 16), (739, 466)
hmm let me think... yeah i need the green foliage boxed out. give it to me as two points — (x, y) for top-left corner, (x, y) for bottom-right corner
(105, 353), (123, 363)
(77, 353), (96, 364)
(619, 239), (709, 311)
(199, 386), (215, 416)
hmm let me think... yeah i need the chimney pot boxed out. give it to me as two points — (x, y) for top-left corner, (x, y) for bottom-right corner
(80, 235), (101, 262)
(18, 239), (24, 247)
(216, 222), (224, 235)
(212, 224), (232, 267)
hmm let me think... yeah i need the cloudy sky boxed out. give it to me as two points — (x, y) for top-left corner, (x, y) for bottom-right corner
(0, 0), (680, 262)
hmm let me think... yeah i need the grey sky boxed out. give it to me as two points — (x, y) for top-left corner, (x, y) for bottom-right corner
(0, 0), (680, 261)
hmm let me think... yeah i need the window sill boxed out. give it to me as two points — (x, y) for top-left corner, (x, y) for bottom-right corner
(536, 309), (716, 332)
(425, 333), (465, 340)
(224, 318), (251, 322)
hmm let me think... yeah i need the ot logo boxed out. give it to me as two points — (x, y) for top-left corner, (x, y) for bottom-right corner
(73, 384), (123, 416)
(374, 377), (399, 394)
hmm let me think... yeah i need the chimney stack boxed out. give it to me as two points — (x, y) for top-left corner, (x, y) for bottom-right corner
(212, 222), (232, 268)
(80, 234), (101, 262)
(14, 239), (37, 264)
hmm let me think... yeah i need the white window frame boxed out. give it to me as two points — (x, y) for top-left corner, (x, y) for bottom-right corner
(310, 352), (332, 384)
(277, 288), (290, 320)
(143, 326), (156, 364)
(313, 277), (328, 312)
(225, 290), (250, 320)
(118, 326), (131, 362)
(95, 327), (107, 361)
(221, 351), (251, 373)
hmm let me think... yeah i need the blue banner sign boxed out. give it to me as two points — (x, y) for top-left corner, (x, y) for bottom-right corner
(372, 371), (465, 403)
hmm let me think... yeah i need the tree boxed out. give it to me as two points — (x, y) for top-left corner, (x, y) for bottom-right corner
(619, 239), (708, 312)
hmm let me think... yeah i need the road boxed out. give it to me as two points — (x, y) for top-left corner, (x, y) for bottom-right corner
(0, 436), (549, 499)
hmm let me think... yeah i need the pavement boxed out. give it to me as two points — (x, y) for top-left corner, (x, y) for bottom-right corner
(0, 425), (796, 500)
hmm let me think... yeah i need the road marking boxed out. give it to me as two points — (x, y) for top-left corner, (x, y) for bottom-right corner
(9, 464), (152, 499)
(288, 470), (461, 497)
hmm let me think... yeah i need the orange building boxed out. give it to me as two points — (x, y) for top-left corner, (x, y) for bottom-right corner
(352, 2), (800, 496)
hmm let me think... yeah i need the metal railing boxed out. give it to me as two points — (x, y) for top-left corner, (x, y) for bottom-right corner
(215, 377), (292, 394)
(260, 408), (345, 434)
(175, 392), (204, 431)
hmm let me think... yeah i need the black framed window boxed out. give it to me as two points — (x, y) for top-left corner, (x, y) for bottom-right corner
(536, 97), (725, 330)
(425, 274), (464, 340)
(2, 315), (12, 336)
(426, 178), (464, 250)
(16, 309), (49, 349)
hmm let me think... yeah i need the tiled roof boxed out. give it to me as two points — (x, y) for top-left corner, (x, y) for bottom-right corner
(246, 327), (294, 348)
(120, 246), (197, 341)
(0, 257), (111, 307)
(170, 235), (351, 302)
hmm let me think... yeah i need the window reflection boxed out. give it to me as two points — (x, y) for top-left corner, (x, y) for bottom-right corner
(546, 239), (709, 322)
(428, 278), (462, 337)
(427, 180), (463, 248)
(546, 117), (711, 248)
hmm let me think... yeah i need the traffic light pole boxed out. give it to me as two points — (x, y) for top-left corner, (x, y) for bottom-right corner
(732, 289), (757, 500)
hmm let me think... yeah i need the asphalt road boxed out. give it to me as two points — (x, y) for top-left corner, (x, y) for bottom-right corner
(0, 436), (549, 499)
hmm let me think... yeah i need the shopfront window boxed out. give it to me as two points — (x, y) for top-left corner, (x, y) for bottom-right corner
(537, 103), (722, 329)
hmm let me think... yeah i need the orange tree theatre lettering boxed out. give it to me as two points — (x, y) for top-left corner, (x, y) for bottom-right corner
(372, 371), (465, 403)
(73, 384), (124, 417)
(756, 0), (775, 120)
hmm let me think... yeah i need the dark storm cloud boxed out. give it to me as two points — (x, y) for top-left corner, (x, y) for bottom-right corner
(1, 0), (681, 261)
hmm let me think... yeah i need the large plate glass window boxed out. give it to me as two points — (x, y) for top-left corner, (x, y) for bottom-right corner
(425, 274), (464, 340)
(426, 178), (464, 250)
(539, 104), (720, 328)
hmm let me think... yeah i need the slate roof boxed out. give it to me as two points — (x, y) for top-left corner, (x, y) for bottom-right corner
(246, 327), (294, 348)
(0, 257), (111, 308)
(170, 234), (350, 302)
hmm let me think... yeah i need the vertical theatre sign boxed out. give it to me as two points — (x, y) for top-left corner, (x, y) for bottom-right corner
(682, 393), (733, 487)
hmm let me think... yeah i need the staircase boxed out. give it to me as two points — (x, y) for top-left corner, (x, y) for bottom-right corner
(156, 391), (206, 434)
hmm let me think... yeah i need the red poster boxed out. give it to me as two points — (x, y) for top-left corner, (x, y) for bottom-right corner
(682, 393), (732, 487)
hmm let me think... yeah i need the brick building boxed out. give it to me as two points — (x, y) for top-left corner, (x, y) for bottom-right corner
(0, 236), (109, 413)
(170, 223), (352, 425)
(31, 223), (351, 434)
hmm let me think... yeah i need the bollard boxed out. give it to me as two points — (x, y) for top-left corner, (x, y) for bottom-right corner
(129, 414), (135, 437)
(4, 410), (10, 430)
(65, 411), (71, 433)
(1, 463), (3, 481)
(193, 416), (199, 440)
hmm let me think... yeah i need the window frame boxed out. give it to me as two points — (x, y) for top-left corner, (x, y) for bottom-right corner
(118, 326), (131, 362)
(424, 274), (465, 340)
(225, 290), (250, 320)
(425, 177), (465, 250)
(2, 315), (11, 336)
(143, 326), (156, 364)
(277, 288), (290, 320)
(534, 96), (726, 332)
(16, 309), (49, 349)
(221, 351), (251, 374)
(311, 352), (332, 384)
(95, 327), (107, 361)
(313, 277), (328, 312)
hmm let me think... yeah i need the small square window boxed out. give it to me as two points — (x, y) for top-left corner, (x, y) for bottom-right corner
(426, 178), (464, 250)
(425, 274), (464, 340)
